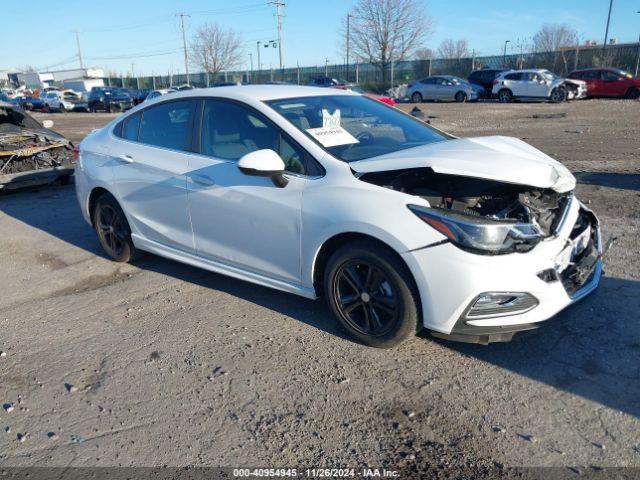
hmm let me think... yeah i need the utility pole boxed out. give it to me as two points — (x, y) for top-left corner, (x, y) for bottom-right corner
(325, 58), (329, 77)
(346, 13), (351, 82)
(256, 41), (262, 75)
(177, 13), (190, 85)
(73, 30), (84, 69)
(603, 0), (614, 60)
(270, 0), (285, 70)
(249, 53), (253, 83)
(635, 11), (640, 77)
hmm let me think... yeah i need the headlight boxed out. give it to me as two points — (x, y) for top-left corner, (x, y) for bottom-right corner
(408, 205), (542, 254)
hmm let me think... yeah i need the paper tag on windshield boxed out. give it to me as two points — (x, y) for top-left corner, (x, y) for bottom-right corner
(306, 126), (359, 147)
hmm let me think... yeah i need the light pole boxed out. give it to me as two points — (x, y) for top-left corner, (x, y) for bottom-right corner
(503, 40), (510, 66)
(249, 53), (253, 83)
(346, 13), (351, 82)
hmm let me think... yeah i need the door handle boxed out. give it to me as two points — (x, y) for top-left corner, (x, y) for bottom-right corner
(190, 174), (215, 187)
(117, 154), (134, 163)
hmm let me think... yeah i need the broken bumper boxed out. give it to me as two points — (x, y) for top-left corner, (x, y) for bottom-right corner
(402, 198), (602, 344)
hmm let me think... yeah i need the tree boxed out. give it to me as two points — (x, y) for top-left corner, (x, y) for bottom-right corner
(531, 24), (578, 53)
(190, 22), (243, 82)
(342, 0), (432, 86)
(437, 39), (470, 59)
(414, 47), (433, 60)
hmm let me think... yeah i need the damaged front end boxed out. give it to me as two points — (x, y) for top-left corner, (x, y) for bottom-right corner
(0, 103), (74, 190)
(359, 168), (571, 254)
(561, 79), (588, 100)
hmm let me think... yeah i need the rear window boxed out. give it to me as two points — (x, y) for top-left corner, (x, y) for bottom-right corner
(138, 100), (196, 151)
(120, 112), (141, 141)
(504, 72), (523, 81)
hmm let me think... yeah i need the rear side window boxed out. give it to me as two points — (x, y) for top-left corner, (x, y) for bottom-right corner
(139, 100), (196, 151)
(602, 70), (619, 81)
(120, 112), (141, 141)
(504, 72), (523, 81)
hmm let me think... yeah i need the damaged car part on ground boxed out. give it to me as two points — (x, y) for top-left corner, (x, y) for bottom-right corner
(0, 102), (75, 190)
(75, 86), (602, 348)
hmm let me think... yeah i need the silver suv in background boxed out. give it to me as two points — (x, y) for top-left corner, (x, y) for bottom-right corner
(407, 76), (478, 103)
(492, 69), (587, 103)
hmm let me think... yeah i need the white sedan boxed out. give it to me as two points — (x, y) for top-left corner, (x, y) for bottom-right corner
(75, 86), (602, 347)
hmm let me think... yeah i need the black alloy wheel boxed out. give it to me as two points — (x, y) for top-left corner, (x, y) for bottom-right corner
(333, 260), (399, 337)
(323, 240), (420, 348)
(93, 194), (139, 262)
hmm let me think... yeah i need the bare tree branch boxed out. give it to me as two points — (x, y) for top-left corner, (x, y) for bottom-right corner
(414, 47), (433, 60)
(437, 39), (470, 59)
(189, 22), (243, 79)
(531, 23), (579, 53)
(340, 0), (432, 84)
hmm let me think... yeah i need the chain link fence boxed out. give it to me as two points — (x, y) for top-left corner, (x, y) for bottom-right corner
(104, 43), (640, 92)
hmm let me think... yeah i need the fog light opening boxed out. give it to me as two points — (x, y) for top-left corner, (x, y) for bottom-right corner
(464, 292), (539, 319)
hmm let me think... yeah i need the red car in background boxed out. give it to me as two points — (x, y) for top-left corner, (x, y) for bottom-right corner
(332, 84), (396, 106)
(568, 68), (640, 99)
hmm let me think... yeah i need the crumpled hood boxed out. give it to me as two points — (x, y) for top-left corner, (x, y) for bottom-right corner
(350, 136), (576, 193)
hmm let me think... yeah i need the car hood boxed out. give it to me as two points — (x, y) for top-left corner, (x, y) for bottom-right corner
(349, 136), (576, 193)
(559, 78), (586, 87)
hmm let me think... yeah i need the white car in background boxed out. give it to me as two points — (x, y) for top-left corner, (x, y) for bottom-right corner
(75, 86), (601, 348)
(144, 88), (177, 102)
(492, 69), (588, 103)
(41, 90), (88, 112)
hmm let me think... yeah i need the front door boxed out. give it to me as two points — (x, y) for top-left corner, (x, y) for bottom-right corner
(187, 98), (317, 284)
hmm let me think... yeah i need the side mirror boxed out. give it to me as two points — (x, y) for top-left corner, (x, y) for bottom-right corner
(42, 120), (54, 129)
(238, 149), (288, 188)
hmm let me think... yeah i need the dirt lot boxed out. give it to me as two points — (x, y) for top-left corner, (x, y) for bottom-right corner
(0, 101), (639, 476)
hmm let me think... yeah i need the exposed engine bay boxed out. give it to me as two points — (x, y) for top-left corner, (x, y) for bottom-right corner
(0, 103), (74, 190)
(359, 167), (570, 237)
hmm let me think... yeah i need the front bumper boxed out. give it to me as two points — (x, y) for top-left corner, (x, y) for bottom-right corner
(402, 198), (602, 343)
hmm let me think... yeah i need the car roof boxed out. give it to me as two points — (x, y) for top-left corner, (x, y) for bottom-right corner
(142, 85), (356, 105)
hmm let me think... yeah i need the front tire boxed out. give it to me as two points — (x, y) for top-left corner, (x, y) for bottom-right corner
(454, 91), (467, 103)
(93, 193), (140, 263)
(498, 89), (512, 103)
(323, 240), (420, 348)
(411, 92), (423, 103)
(550, 87), (567, 103)
(624, 87), (640, 99)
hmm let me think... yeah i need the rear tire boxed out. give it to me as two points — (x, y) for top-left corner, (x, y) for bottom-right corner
(498, 89), (512, 103)
(411, 92), (423, 103)
(454, 91), (467, 103)
(92, 193), (140, 263)
(323, 240), (420, 348)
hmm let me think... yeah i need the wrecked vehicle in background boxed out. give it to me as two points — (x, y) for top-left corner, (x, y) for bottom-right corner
(493, 69), (587, 103)
(0, 101), (75, 190)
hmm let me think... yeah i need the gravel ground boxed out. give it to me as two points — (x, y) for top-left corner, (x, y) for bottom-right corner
(0, 101), (638, 477)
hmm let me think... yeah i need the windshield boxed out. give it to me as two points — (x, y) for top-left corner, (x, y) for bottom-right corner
(266, 95), (447, 162)
(541, 70), (559, 81)
(614, 69), (633, 78)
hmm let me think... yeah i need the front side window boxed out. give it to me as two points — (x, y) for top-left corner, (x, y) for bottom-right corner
(267, 94), (447, 162)
(602, 70), (620, 81)
(138, 100), (195, 151)
(200, 99), (313, 175)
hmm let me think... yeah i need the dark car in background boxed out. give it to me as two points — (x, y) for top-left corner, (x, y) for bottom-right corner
(308, 77), (346, 87)
(467, 68), (510, 98)
(88, 87), (134, 112)
(568, 68), (640, 99)
(127, 89), (150, 105)
(11, 95), (45, 111)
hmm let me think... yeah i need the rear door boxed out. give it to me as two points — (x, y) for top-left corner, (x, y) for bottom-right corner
(110, 99), (197, 251)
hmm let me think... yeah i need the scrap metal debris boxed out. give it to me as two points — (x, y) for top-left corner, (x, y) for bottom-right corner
(0, 102), (74, 190)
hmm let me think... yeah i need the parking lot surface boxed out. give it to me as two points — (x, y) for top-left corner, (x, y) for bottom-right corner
(1, 101), (639, 474)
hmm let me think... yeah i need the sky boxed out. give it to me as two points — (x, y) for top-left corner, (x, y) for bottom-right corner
(1, 0), (639, 76)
